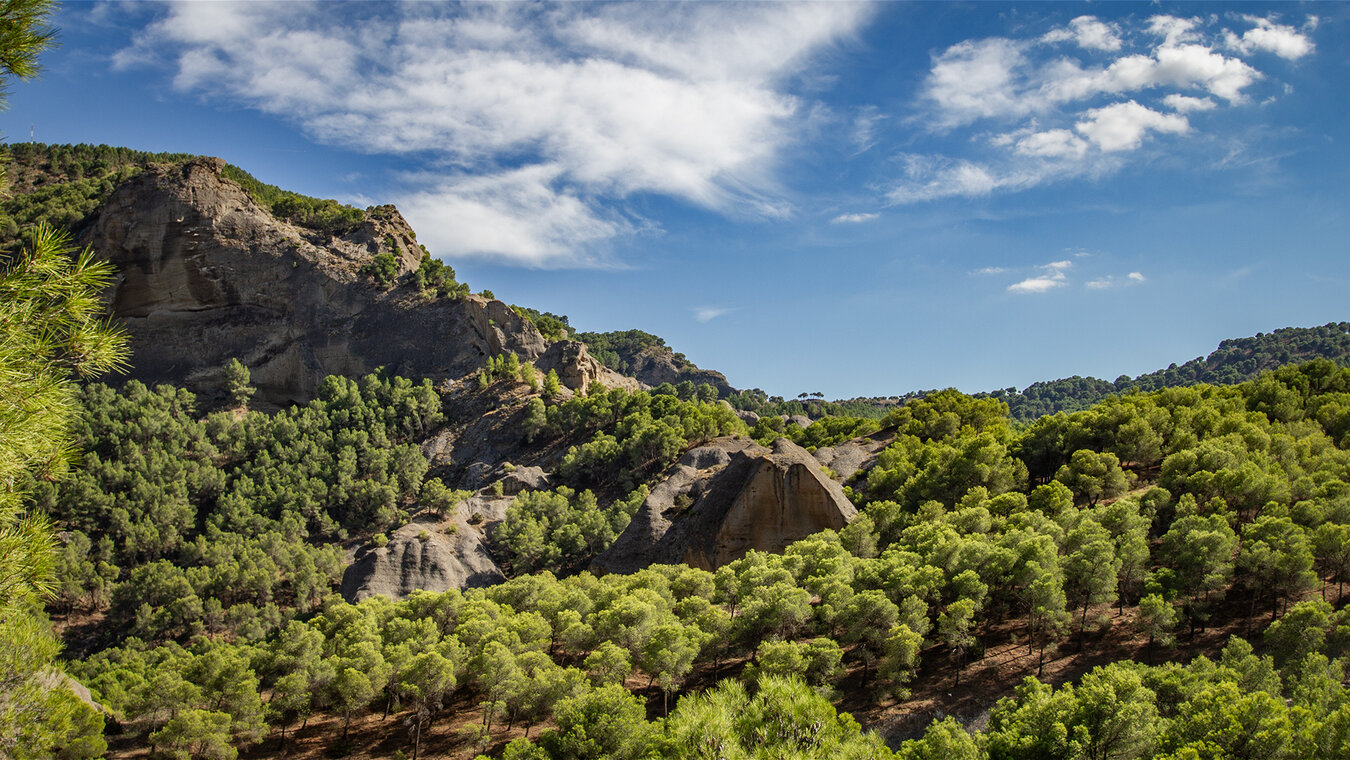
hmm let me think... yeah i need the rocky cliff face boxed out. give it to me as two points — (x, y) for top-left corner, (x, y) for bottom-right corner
(623, 345), (735, 397)
(594, 437), (857, 573)
(80, 157), (622, 404)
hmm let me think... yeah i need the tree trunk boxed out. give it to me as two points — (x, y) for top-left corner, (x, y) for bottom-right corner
(1078, 601), (1090, 652)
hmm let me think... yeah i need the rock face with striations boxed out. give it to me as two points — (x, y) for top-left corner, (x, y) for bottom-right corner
(622, 345), (735, 397)
(79, 157), (625, 404)
(594, 437), (857, 573)
(340, 516), (504, 602)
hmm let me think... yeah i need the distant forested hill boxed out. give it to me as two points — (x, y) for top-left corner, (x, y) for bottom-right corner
(985, 322), (1350, 421)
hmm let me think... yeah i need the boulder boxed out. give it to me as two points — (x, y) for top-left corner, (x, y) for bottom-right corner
(498, 466), (552, 495)
(340, 515), (503, 601)
(594, 437), (857, 573)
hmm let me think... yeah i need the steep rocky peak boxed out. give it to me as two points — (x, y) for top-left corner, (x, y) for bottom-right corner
(78, 154), (627, 404)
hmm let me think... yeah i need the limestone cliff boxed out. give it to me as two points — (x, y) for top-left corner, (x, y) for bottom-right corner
(593, 437), (857, 573)
(78, 157), (624, 404)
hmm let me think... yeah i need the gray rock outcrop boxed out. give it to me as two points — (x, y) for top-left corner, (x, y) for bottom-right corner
(594, 437), (857, 573)
(497, 466), (552, 495)
(340, 515), (504, 602)
(812, 433), (892, 482)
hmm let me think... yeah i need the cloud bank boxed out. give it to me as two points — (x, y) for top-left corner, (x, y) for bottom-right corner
(117, 2), (870, 266)
(889, 13), (1315, 205)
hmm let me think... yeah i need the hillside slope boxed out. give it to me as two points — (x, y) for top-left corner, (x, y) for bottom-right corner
(986, 322), (1350, 420)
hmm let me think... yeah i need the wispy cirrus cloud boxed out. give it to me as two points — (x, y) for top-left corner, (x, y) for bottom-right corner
(887, 13), (1315, 205)
(831, 212), (879, 224)
(115, 2), (871, 266)
(693, 306), (734, 323)
(1087, 271), (1147, 290)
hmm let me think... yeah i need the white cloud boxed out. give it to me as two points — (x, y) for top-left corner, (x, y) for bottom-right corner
(851, 106), (884, 153)
(693, 307), (732, 323)
(1226, 16), (1315, 60)
(395, 165), (630, 268)
(1147, 15), (1201, 47)
(1008, 260), (1071, 294)
(1042, 16), (1123, 52)
(1163, 94), (1217, 113)
(924, 38), (1034, 128)
(896, 12), (1308, 205)
(117, 2), (870, 265)
(973, 266), (1007, 275)
(1076, 101), (1189, 152)
(1015, 129), (1088, 159)
(831, 212), (879, 224)
(886, 151), (1112, 204)
(1008, 275), (1065, 294)
(887, 154), (1007, 203)
(1086, 271), (1147, 290)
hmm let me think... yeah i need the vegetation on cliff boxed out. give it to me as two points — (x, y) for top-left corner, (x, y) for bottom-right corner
(0, 142), (369, 245)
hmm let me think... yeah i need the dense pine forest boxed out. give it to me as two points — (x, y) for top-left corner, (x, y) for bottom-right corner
(19, 352), (1350, 759)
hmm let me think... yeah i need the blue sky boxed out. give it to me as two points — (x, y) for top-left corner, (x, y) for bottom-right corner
(5, 2), (1347, 399)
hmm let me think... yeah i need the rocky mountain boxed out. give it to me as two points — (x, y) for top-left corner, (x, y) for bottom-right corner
(72, 155), (625, 405)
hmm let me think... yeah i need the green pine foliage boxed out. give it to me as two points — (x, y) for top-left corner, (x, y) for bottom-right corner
(493, 486), (648, 575)
(414, 248), (470, 299)
(0, 143), (370, 244)
(512, 307), (571, 341)
(0, 143), (194, 242)
(985, 321), (1350, 421)
(45, 357), (1350, 760)
(361, 251), (399, 288)
(543, 386), (747, 490)
(31, 371), (441, 646)
(219, 164), (364, 235)
(573, 328), (690, 374)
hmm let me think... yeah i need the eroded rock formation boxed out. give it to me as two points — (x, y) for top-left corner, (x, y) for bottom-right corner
(594, 437), (857, 573)
(340, 515), (504, 602)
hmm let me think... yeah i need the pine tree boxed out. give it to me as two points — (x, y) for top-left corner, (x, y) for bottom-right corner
(1, 223), (127, 753)
(224, 358), (254, 408)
